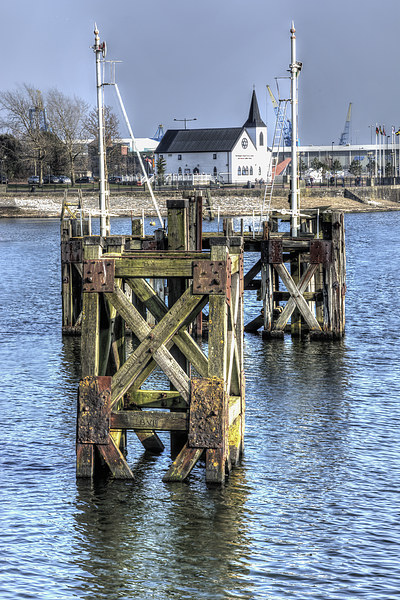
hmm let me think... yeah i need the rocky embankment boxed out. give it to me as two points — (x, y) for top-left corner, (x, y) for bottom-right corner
(1, 186), (400, 218)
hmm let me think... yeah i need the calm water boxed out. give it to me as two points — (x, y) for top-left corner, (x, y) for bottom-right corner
(1, 212), (400, 600)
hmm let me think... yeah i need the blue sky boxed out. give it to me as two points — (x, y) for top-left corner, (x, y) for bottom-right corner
(1, 0), (399, 144)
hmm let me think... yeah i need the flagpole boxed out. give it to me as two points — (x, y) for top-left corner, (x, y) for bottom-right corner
(392, 127), (396, 180)
(375, 125), (378, 179)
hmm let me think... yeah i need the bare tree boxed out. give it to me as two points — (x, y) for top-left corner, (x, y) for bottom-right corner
(46, 88), (89, 184)
(0, 84), (50, 182)
(86, 104), (120, 146)
(86, 105), (120, 176)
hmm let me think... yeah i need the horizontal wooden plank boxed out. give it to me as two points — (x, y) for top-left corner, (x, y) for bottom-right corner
(105, 251), (209, 260)
(110, 410), (188, 431)
(114, 257), (200, 278)
(274, 290), (321, 301)
(126, 389), (187, 409)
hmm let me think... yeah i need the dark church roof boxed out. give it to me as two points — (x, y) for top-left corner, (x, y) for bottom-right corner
(243, 90), (266, 129)
(156, 127), (244, 153)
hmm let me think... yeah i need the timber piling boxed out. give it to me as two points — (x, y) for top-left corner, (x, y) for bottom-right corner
(61, 194), (345, 483)
(68, 193), (245, 483)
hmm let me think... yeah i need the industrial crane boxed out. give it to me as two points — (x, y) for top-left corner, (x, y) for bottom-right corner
(339, 103), (352, 145)
(267, 85), (292, 146)
(152, 124), (164, 142)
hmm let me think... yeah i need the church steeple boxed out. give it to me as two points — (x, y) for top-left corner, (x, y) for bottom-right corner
(243, 89), (266, 128)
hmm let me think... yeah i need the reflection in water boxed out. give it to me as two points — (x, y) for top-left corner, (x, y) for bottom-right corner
(73, 468), (253, 599)
(2, 214), (400, 599)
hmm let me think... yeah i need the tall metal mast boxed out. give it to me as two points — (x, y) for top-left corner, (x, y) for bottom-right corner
(93, 24), (109, 237)
(290, 22), (302, 237)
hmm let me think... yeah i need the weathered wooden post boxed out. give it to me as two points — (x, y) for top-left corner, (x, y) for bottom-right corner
(167, 199), (190, 458)
(320, 211), (346, 337)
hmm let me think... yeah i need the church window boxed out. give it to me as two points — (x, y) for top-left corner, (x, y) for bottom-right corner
(259, 132), (264, 146)
(250, 166), (253, 175)
(178, 154), (182, 160)
(238, 167), (241, 176)
(213, 154), (217, 159)
(178, 167), (182, 174)
(213, 167), (217, 176)
(258, 167), (261, 176)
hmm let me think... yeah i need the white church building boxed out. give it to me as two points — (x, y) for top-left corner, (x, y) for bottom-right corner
(155, 90), (270, 185)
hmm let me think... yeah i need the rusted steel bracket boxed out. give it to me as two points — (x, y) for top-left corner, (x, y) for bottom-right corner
(188, 377), (227, 449)
(61, 239), (83, 264)
(83, 259), (115, 292)
(77, 376), (112, 444)
(310, 240), (332, 264)
(268, 239), (283, 264)
(192, 258), (232, 298)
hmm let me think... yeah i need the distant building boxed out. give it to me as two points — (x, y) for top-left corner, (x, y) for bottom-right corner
(155, 90), (270, 184)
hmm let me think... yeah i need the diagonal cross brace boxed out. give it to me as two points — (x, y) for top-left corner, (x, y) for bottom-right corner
(126, 277), (209, 377)
(109, 285), (207, 408)
(273, 263), (321, 332)
(106, 285), (190, 404)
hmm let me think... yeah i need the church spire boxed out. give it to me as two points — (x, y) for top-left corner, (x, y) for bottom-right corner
(243, 89), (266, 128)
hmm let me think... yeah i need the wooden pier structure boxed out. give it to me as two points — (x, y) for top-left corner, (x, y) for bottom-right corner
(61, 194), (345, 484)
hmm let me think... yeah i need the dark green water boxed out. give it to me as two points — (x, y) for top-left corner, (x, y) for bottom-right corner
(1, 213), (399, 599)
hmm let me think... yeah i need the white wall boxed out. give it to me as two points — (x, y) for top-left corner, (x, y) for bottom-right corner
(159, 151), (230, 182)
(231, 128), (270, 183)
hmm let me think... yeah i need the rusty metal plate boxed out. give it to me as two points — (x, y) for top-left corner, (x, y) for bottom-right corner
(268, 239), (283, 263)
(310, 240), (332, 264)
(188, 377), (226, 449)
(77, 376), (111, 444)
(61, 240), (83, 264)
(192, 258), (231, 296)
(83, 259), (115, 292)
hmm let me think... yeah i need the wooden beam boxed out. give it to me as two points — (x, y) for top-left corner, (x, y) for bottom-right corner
(206, 241), (229, 483)
(273, 263), (321, 332)
(81, 293), (100, 376)
(76, 443), (94, 478)
(162, 443), (204, 482)
(111, 410), (188, 431)
(107, 285), (192, 405)
(228, 396), (241, 426)
(110, 285), (205, 407)
(113, 255), (203, 278)
(97, 437), (134, 479)
(127, 277), (209, 377)
(126, 389), (186, 409)
(244, 259), (262, 289)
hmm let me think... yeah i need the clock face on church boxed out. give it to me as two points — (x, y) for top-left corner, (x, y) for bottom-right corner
(241, 138), (248, 149)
